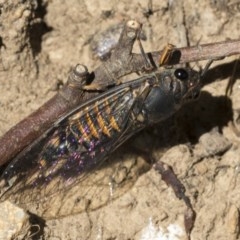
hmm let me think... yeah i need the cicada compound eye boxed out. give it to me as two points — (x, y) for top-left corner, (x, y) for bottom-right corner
(174, 68), (189, 81)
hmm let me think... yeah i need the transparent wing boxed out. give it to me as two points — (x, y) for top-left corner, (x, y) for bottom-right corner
(0, 82), (149, 218)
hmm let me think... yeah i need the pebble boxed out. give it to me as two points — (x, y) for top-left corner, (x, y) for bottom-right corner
(0, 201), (30, 240)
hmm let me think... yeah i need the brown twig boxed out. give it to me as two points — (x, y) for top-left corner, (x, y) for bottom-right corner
(165, 40), (240, 64)
(94, 39), (240, 88)
(0, 19), (240, 167)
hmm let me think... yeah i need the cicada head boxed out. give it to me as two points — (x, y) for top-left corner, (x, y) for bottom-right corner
(142, 67), (200, 123)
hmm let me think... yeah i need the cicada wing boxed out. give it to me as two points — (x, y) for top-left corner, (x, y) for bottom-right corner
(0, 84), (149, 218)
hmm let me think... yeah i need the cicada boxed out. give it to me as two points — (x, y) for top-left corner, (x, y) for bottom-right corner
(0, 66), (200, 218)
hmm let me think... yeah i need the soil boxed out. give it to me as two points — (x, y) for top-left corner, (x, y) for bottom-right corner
(0, 0), (240, 239)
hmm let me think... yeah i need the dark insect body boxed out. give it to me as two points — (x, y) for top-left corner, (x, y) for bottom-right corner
(0, 67), (200, 218)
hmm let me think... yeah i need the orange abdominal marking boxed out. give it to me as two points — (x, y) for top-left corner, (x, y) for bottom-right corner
(77, 120), (90, 142)
(110, 116), (120, 131)
(99, 115), (111, 137)
(86, 113), (99, 139)
(104, 99), (111, 115)
(39, 159), (47, 167)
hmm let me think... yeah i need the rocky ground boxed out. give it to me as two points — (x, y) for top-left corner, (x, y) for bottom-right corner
(0, 0), (240, 239)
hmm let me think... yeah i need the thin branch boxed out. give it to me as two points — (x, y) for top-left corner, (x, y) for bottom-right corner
(168, 40), (240, 63)
(93, 39), (240, 86)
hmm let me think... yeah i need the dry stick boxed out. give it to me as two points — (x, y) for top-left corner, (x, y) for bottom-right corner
(94, 39), (240, 86)
(0, 19), (240, 167)
(166, 40), (240, 63)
